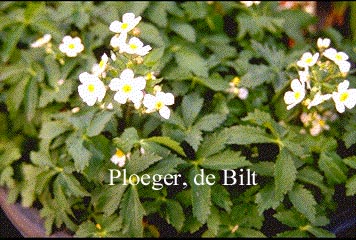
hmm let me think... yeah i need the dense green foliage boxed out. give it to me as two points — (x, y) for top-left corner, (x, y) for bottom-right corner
(1, 1), (356, 237)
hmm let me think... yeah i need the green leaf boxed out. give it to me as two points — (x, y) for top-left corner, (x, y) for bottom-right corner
(234, 227), (266, 237)
(138, 22), (164, 47)
(196, 130), (228, 158)
(44, 56), (61, 88)
(297, 166), (329, 193)
(66, 133), (92, 172)
(182, 92), (204, 127)
(24, 78), (39, 121)
(288, 184), (316, 223)
(92, 185), (128, 216)
(346, 175), (356, 196)
(194, 74), (229, 92)
(1, 24), (25, 62)
(0, 142), (21, 167)
(344, 156), (356, 169)
(145, 136), (186, 157)
(318, 152), (347, 184)
(255, 183), (282, 215)
(274, 148), (297, 200)
(207, 206), (221, 236)
(182, 2), (207, 20)
(225, 125), (275, 145)
(306, 226), (335, 238)
(201, 150), (251, 170)
(189, 167), (211, 224)
(211, 185), (232, 213)
(240, 65), (274, 88)
(125, 149), (162, 175)
(57, 172), (89, 197)
(113, 127), (139, 153)
(273, 209), (308, 228)
(86, 111), (114, 137)
(170, 20), (196, 42)
(30, 150), (54, 167)
(21, 164), (41, 207)
(165, 199), (185, 231)
(5, 75), (30, 115)
(250, 161), (274, 177)
(146, 2), (168, 28)
(175, 47), (208, 78)
(145, 154), (185, 176)
(194, 113), (226, 132)
(276, 230), (309, 238)
(39, 120), (72, 141)
(184, 127), (203, 152)
(120, 186), (146, 237)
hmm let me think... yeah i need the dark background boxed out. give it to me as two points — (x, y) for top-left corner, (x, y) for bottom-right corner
(0, 208), (22, 238)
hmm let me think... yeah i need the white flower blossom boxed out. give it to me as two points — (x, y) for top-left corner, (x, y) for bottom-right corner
(338, 60), (351, 74)
(284, 79), (306, 110)
(317, 38), (330, 49)
(307, 92), (332, 109)
(238, 87), (249, 100)
(297, 52), (319, 68)
(240, 1), (261, 7)
(78, 72), (106, 106)
(92, 53), (109, 77)
(143, 91), (175, 119)
(109, 13), (141, 34)
(121, 37), (152, 56)
(111, 149), (126, 167)
(59, 36), (84, 57)
(324, 48), (349, 63)
(310, 113), (330, 136)
(110, 32), (127, 49)
(298, 69), (311, 89)
(332, 80), (356, 113)
(30, 34), (52, 48)
(109, 69), (146, 107)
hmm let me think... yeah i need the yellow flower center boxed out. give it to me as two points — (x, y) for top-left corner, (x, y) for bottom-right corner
(155, 101), (163, 110)
(115, 149), (125, 157)
(232, 77), (240, 86)
(340, 92), (349, 102)
(130, 44), (138, 50)
(294, 91), (301, 100)
(335, 54), (343, 61)
(87, 84), (95, 92)
(95, 224), (102, 230)
(305, 57), (313, 64)
(122, 84), (132, 93)
(68, 43), (75, 49)
(99, 60), (105, 68)
(121, 23), (129, 30)
(318, 119), (326, 127)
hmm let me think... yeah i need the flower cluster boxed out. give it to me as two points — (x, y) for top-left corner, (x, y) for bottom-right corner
(227, 77), (249, 100)
(284, 38), (356, 114)
(300, 111), (337, 136)
(31, 34), (85, 58)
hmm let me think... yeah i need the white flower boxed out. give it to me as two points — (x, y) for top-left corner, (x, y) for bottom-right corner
(143, 91), (175, 119)
(332, 80), (356, 113)
(121, 37), (152, 56)
(240, 1), (260, 7)
(109, 13), (141, 34)
(310, 113), (330, 136)
(300, 112), (312, 126)
(109, 69), (146, 106)
(298, 70), (311, 89)
(30, 34), (52, 48)
(110, 51), (117, 61)
(92, 53), (109, 77)
(284, 79), (306, 110)
(238, 87), (249, 100)
(323, 48), (349, 63)
(110, 32), (127, 49)
(78, 72), (106, 106)
(59, 36), (84, 57)
(338, 60), (351, 74)
(111, 149), (126, 167)
(307, 92), (332, 109)
(297, 52), (319, 68)
(317, 38), (330, 49)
